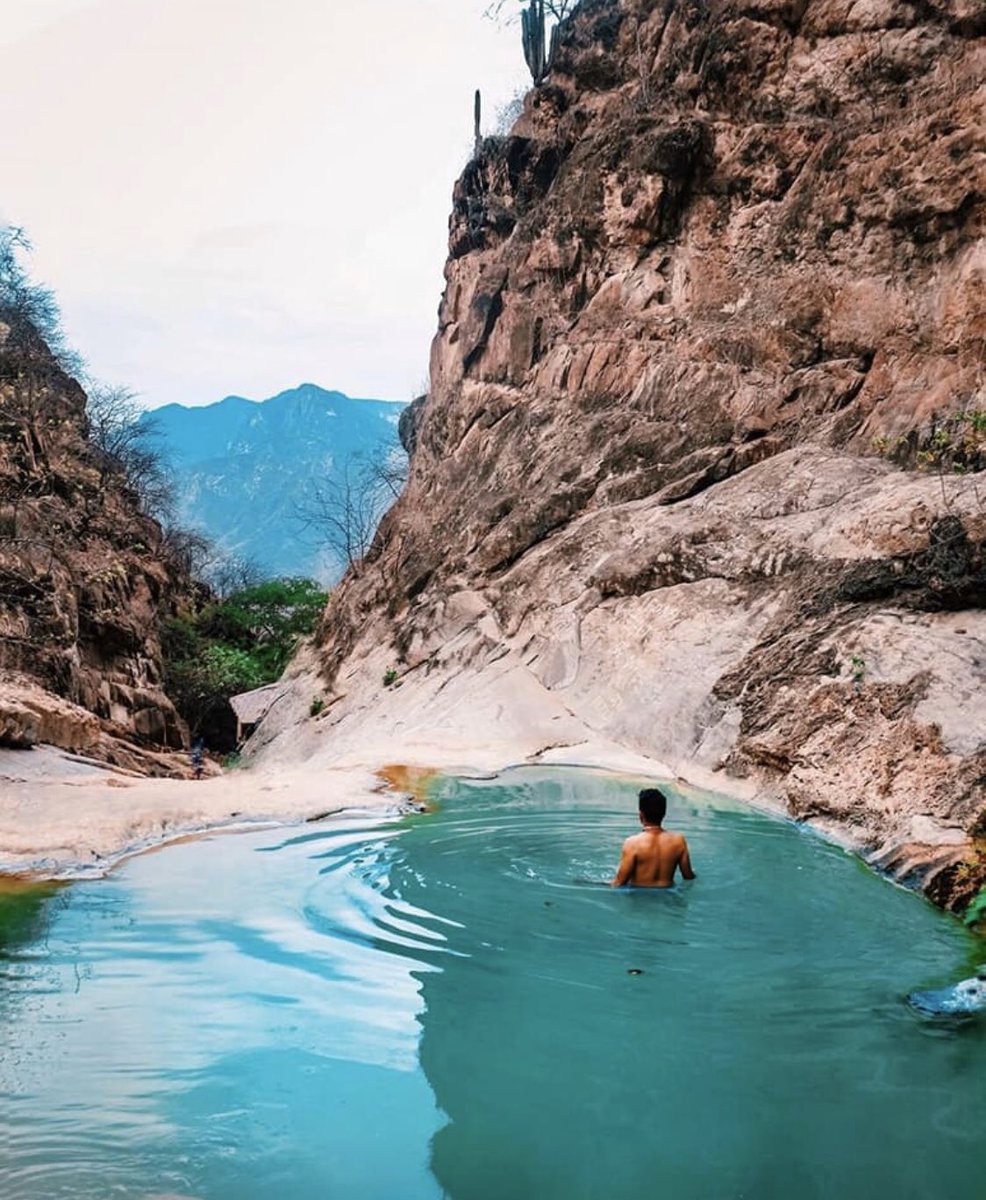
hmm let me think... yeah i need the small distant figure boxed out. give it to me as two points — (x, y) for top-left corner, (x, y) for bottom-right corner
(611, 787), (696, 888)
(191, 738), (205, 781)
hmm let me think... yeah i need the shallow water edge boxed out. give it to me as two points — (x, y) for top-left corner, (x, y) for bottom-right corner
(0, 743), (731, 881)
(0, 758), (931, 916)
(0, 741), (971, 933)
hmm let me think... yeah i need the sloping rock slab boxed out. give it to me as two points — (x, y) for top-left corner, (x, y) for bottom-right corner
(0, 678), (100, 752)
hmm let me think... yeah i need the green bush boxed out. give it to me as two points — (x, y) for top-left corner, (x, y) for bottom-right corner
(197, 578), (327, 677)
(162, 615), (202, 663)
(165, 644), (266, 735)
(163, 576), (328, 736)
(871, 409), (986, 473)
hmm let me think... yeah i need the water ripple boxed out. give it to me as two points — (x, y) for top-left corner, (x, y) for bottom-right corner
(0, 769), (983, 1200)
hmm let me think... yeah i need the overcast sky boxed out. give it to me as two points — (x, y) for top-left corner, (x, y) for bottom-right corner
(0, 0), (527, 408)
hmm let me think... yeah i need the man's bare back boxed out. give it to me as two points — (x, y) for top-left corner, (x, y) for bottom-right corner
(611, 788), (696, 888)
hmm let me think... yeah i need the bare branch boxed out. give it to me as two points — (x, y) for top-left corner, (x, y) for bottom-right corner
(293, 450), (408, 576)
(85, 384), (177, 521)
(200, 552), (267, 599)
(159, 524), (214, 577)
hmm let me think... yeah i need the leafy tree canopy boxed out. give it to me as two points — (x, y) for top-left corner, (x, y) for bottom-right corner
(197, 577), (328, 677)
(162, 577), (328, 737)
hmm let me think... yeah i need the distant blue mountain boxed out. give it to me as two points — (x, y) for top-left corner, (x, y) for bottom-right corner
(145, 384), (406, 583)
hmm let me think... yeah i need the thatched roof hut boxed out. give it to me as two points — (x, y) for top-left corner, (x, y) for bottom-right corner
(229, 683), (283, 743)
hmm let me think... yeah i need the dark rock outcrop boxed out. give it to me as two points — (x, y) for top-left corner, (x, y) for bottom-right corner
(0, 318), (197, 766)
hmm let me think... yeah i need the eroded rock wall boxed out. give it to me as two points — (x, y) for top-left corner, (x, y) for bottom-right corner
(268, 0), (984, 905)
(0, 318), (196, 764)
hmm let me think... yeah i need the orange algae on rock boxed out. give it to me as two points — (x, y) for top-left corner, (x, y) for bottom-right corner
(376, 765), (442, 810)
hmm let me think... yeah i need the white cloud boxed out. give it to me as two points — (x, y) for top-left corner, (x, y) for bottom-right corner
(1, 0), (529, 407)
(0, 0), (99, 47)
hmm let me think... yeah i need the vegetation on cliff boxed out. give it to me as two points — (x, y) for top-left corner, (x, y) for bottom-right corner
(0, 224), (347, 764)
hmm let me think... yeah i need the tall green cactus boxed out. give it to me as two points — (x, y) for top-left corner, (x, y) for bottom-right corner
(522, 0), (549, 86)
(474, 89), (482, 158)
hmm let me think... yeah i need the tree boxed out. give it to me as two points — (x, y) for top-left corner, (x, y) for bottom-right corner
(293, 451), (408, 576)
(164, 643), (267, 737)
(197, 577), (328, 677)
(161, 576), (328, 739)
(85, 384), (176, 519)
(159, 523), (214, 577)
(0, 228), (181, 530)
(201, 551), (266, 600)
(0, 226), (81, 376)
(368, 447), (410, 502)
(0, 226), (84, 484)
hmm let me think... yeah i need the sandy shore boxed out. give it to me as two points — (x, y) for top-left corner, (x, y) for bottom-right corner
(0, 671), (768, 883)
(0, 745), (396, 879)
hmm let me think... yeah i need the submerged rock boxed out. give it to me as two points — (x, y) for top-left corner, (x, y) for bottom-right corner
(909, 970), (986, 1017)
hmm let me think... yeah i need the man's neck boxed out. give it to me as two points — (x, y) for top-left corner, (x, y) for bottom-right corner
(642, 821), (664, 832)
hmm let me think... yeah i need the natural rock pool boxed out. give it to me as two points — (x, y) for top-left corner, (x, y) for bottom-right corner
(1, 768), (983, 1199)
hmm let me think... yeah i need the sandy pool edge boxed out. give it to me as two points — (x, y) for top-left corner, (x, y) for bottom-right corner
(0, 738), (786, 882)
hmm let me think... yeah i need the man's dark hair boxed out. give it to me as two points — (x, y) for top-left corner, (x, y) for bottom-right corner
(638, 788), (667, 825)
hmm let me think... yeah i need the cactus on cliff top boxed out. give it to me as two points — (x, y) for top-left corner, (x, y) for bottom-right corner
(521, 0), (549, 86)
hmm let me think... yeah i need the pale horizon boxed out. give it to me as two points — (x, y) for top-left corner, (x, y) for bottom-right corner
(0, 0), (529, 409)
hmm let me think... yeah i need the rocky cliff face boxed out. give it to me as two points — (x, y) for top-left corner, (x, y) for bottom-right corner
(0, 317), (196, 768)
(263, 0), (985, 906)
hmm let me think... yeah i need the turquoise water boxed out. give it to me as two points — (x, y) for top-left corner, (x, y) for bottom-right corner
(1, 768), (984, 1199)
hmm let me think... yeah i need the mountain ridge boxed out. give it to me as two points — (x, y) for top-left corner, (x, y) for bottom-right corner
(147, 384), (407, 581)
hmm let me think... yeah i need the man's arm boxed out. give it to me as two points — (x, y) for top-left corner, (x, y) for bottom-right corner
(678, 837), (696, 881)
(611, 839), (636, 887)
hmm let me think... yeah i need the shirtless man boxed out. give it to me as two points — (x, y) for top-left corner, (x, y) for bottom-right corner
(611, 787), (695, 888)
